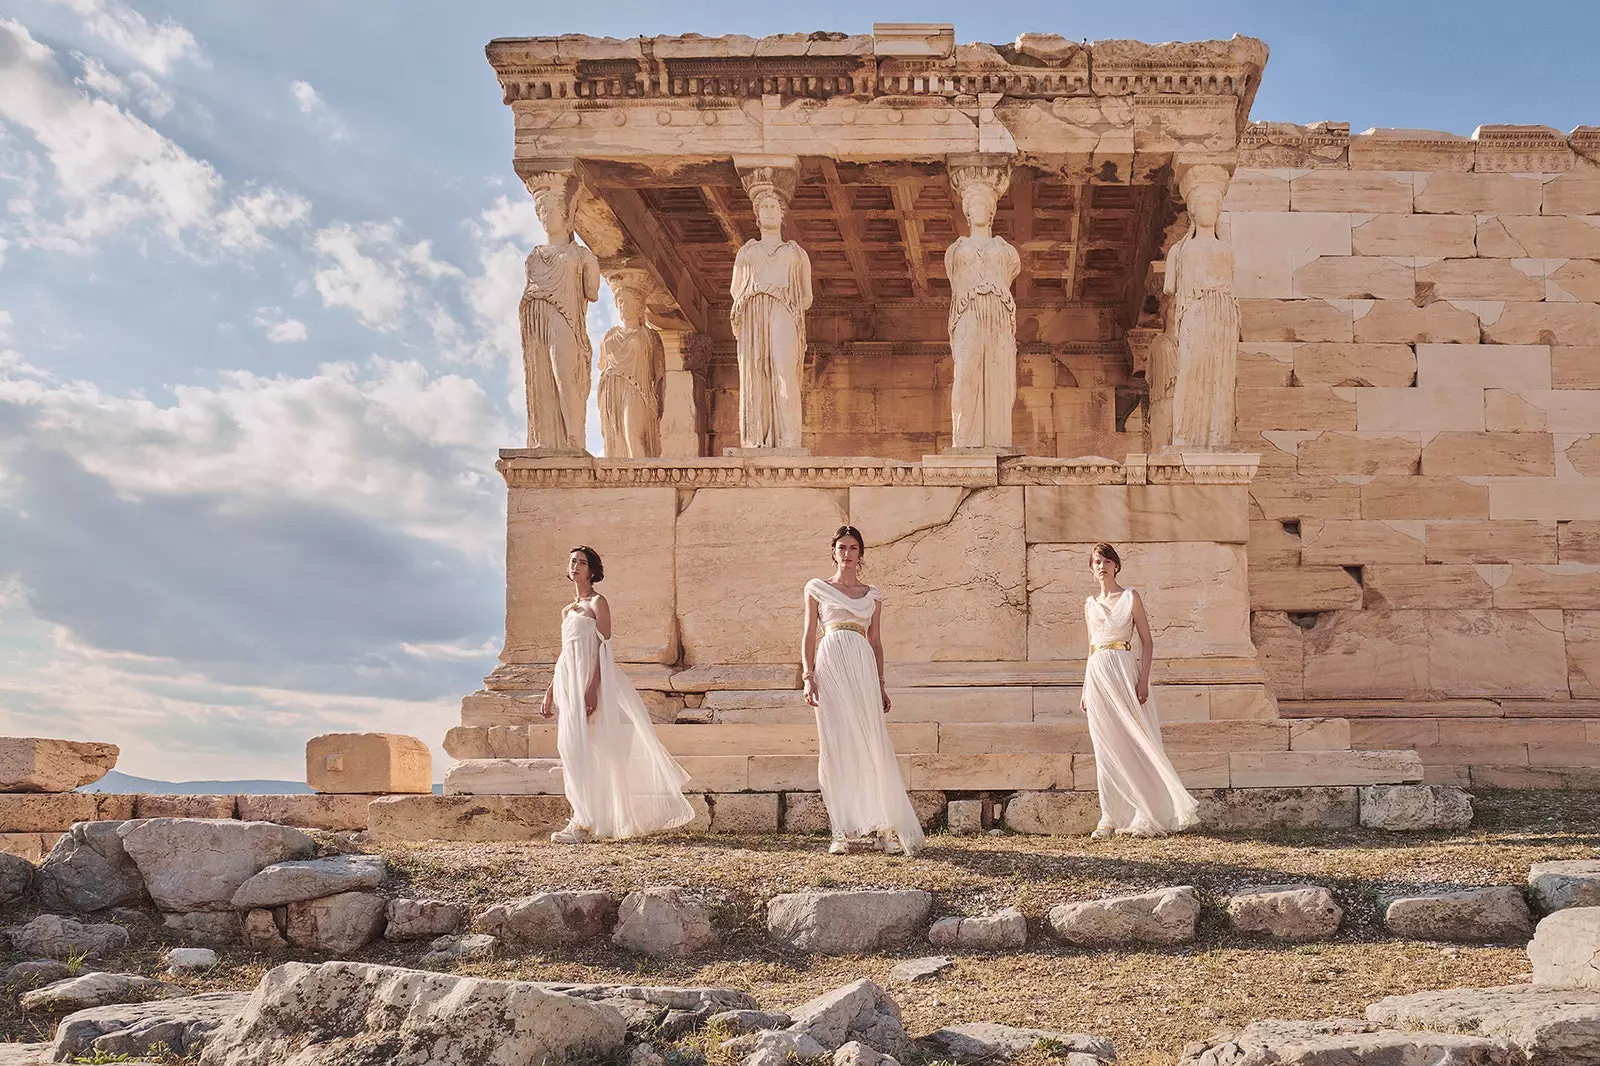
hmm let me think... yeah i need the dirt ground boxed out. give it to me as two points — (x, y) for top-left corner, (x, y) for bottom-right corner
(3, 789), (1594, 1064)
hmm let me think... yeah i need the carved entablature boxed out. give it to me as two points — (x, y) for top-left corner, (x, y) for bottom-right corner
(1238, 121), (1350, 168)
(1472, 124), (1577, 173)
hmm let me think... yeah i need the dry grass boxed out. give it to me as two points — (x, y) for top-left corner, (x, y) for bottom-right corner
(1, 789), (1595, 1064)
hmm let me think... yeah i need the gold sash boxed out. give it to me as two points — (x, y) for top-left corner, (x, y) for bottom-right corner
(825, 621), (867, 637)
(1091, 640), (1132, 653)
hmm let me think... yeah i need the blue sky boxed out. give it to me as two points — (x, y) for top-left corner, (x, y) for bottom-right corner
(0, 0), (1593, 781)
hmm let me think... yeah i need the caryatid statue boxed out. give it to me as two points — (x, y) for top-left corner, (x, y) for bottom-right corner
(597, 268), (664, 459)
(1165, 164), (1239, 449)
(946, 161), (1022, 450)
(519, 169), (600, 452)
(730, 165), (812, 450)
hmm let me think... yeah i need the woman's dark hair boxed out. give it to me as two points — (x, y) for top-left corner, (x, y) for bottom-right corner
(1089, 542), (1122, 573)
(831, 525), (866, 557)
(569, 545), (604, 583)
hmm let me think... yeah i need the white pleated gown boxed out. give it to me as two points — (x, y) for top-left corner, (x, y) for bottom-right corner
(552, 610), (695, 839)
(807, 579), (925, 852)
(1083, 588), (1200, 835)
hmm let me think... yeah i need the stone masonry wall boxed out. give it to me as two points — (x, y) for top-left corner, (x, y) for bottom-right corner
(1227, 126), (1600, 779)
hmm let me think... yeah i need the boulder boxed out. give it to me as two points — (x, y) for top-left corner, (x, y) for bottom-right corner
(710, 1009), (794, 1035)
(835, 1042), (900, 1066)
(539, 983), (757, 1037)
(1383, 887), (1534, 942)
(20, 972), (181, 1014)
(242, 909), (287, 952)
(1529, 861), (1600, 913)
(888, 956), (952, 985)
(166, 948), (218, 973)
(5, 914), (127, 959)
(1358, 785), (1474, 831)
(723, 1029), (826, 1066)
(420, 933), (498, 967)
(1049, 887), (1200, 946)
(928, 908), (1027, 950)
(118, 819), (314, 912)
(3, 960), (73, 990)
(1226, 885), (1344, 940)
(474, 890), (616, 948)
(52, 991), (251, 1060)
(766, 890), (932, 954)
(0, 1044), (49, 1065)
(612, 887), (715, 956)
(0, 738), (118, 793)
(1176, 1018), (1516, 1066)
(1002, 791), (1099, 835)
(1367, 985), (1600, 1065)
(384, 898), (466, 942)
(630, 1043), (667, 1066)
(231, 855), (387, 910)
(306, 732), (432, 794)
(923, 1022), (1115, 1064)
(946, 799), (983, 835)
(36, 821), (145, 913)
(196, 962), (626, 1066)
(285, 891), (386, 954)
(0, 853), (32, 904)
(1528, 908), (1600, 989)
(786, 979), (907, 1053)
(163, 911), (242, 946)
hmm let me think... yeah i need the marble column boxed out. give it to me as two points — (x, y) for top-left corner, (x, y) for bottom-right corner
(658, 330), (708, 458)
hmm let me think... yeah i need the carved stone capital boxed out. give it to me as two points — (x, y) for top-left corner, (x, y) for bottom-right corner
(1176, 162), (1231, 206)
(601, 261), (658, 304)
(947, 153), (1012, 206)
(735, 155), (800, 207)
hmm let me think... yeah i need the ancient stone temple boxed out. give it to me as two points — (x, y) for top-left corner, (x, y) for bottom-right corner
(423, 24), (1600, 837)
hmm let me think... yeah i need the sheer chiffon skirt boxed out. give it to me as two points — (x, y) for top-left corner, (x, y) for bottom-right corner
(1083, 648), (1200, 835)
(553, 621), (695, 839)
(813, 630), (925, 852)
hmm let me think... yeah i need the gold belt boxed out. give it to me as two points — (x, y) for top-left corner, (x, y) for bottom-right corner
(825, 622), (866, 637)
(1092, 640), (1131, 653)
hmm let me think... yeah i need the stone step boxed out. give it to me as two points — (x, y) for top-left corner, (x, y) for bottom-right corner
(1280, 699), (1600, 719)
(445, 718), (1348, 761)
(442, 746), (1421, 795)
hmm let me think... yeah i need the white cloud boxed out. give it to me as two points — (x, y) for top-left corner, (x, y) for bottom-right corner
(290, 79), (321, 113)
(44, 0), (202, 74)
(0, 310), (12, 343)
(252, 309), (306, 343)
(214, 185), (310, 250)
(73, 53), (125, 97)
(127, 70), (172, 119)
(312, 222), (461, 331)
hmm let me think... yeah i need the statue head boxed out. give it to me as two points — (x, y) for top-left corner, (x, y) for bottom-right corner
(1179, 165), (1230, 231)
(950, 162), (1010, 232)
(961, 183), (999, 229)
(738, 164), (796, 239)
(526, 170), (575, 242)
(608, 268), (654, 328)
(750, 185), (787, 237)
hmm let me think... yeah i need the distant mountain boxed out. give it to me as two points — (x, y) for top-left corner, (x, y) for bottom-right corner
(81, 770), (314, 795)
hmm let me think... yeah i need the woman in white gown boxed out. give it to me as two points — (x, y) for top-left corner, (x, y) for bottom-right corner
(540, 546), (695, 843)
(1079, 542), (1200, 839)
(801, 526), (925, 857)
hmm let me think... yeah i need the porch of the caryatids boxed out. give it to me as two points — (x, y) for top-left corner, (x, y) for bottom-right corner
(729, 156), (812, 453)
(518, 163), (600, 453)
(596, 264), (665, 459)
(944, 154), (1021, 453)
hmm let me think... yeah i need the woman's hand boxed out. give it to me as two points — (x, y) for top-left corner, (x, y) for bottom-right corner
(880, 683), (892, 715)
(803, 675), (819, 707)
(1136, 678), (1150, 705)
(584, 687), (599, 718)
(539, 689), (555, 720)
(1079, 695), (1088, 715)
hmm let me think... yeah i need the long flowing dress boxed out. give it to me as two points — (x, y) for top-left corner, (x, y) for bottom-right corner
(945, 234), (1021, 449)
(807, 579), (925, 853)
(730, 239), (810, 449)
(520, 242), (598, 450)
(1082, 588), (1200, 835)
(552, 609), (695, 839)
(597, 324), (663, 459)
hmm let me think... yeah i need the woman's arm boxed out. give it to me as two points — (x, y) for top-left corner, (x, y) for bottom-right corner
(1131, 590), (1154, 704)
(583, 596), (611, 717)
(1080, 601), (1091, 714)
(801, 592), (821, 707)
(868, 598), (891, 714)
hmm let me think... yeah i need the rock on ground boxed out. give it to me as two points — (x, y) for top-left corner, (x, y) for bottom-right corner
(1358, 784), (1474, 831)
(2, 961), (73, 990)
(0, 1043), (50, 1065)
(1002, 791), (1098, 835)
(1176, 1017), (1517, 1066)
(163, 911), (242, 946)
(786, 979), (907, 1052)
(420, 933), (498, 967)
(928, 908), (1027, 950)
(709, 1009), (793, 1035)
(1382, 887), (1534, 943)
(540, 983), (757, 1039)
(1367, 985), (1600, 1065)
(766, 890), (932, 954)
(0, 853), (32, 905)
(36, 821), (145, 913)
(384, 898), (465, 941)
(197, 961), (626, 1066)
(835, 1041), (900, 1066)
(285, 891), (386, 954)
(0, 738), (118, 792)
(473, 890), (617, 948)
(1049, 887), (1200, 947)
(1226, 885), (1343, 941)
(5, 914), (128, 960)
(20, 972), (181, 1014)
(242, 909), (287, 952)
(166, 948), (218, 972)
(722, 1029), (825, 1066)
(52, 992), (250, 1060)
(611, 886), (715, 956)
(946, 799), (983, 835)
(1528, 908), (1600, 989)
(118, 819), (314, 913)
(888, 956), (952, 985)
(231, 855), (387, 910)
(923, 1022), (1115, 1064)
(1529, 861), (1600, 913)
